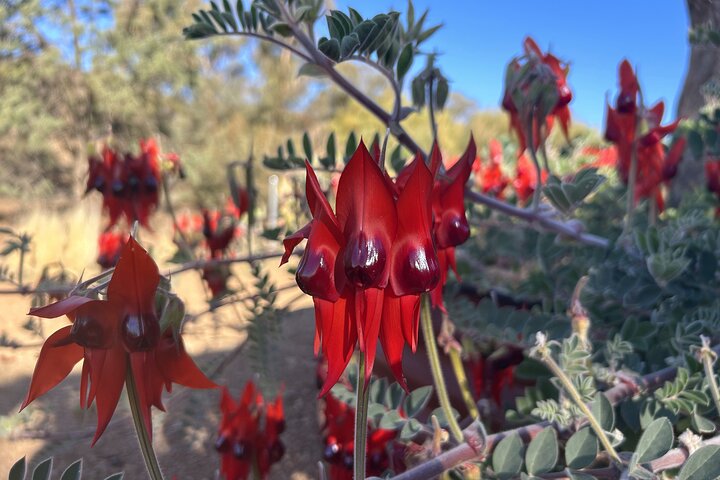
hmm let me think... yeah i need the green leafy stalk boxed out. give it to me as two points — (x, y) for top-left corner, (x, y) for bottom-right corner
(531, 333), (622, 465)
(700, 335), (720, 416)
(126, 368), (164, 480)
(354, 353), (370, 479)
(421, 294), (464, 443)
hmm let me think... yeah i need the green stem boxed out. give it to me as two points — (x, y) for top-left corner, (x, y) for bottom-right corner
(354, 353), (370, 480)
(535, 346), (622, 465)
(427, 76), (438, 141)
(421, 294), (464, 443)
(126, 368), (164, 480)
(448, 348), (480, 420)
(700, 337), (720, 416)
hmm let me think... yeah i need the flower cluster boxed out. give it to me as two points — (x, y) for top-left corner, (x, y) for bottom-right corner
(216, 382), (285, 480)
(502, 37), (573, 155)
(604, 60), (686, 211)
(86, 139), (171, 229)
(282, 139), (475, 394)
(21, 236), (216, 444)
(321, 390), (404, 479)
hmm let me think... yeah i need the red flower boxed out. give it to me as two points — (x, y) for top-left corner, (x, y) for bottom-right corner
(426, 139), (476, 309)
(512, 153), (547, 205)
(502, 37), (572, 155)
(472, 139), (509, 199)
(605, 60), (685, 211)
(86, 139), (164, 229)
(217, 382), (285, 480)
(203, 209), (237, 258)
(96, 231), (127, 269)
(281, 141), (439, 393)
(21, 236), (216, 444)
(322, 390), (404, 478)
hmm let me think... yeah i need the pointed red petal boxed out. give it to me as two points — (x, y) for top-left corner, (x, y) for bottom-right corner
(91, 346), (127, 445)
(296, 216), (342, 302)
(523, 36), (543, 57)
(335, 142), (397, 289)
(318, 297), (356, 397)
(379, 295), (408, 391)
(435, 138), (475, 249)
(619, 60), (638, 94)
(155, 334), (217, 389)
(429, 142), (442, 176)
(357, 288), (384, 385)
(389, 154), (439, 296)
(280, 223), (310, 266)
(130, 352), (154, 439)
(21, 326), (83, 410)
(29, 295), (96, 319)
(107, 236), (160, 314)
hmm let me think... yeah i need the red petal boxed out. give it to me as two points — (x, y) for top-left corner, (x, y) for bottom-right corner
(356, 288), (384, 385)
(91, 345), (126, 445)
(29, 295), (96, 319)
(523, 36), (543, 57)
(318, 297), (356, 397)
(335, 142), (397, 289)
(21, 326), (83, 410)
(296, 216), (342, 302)
(619, 60), (638, 94)
(155, 335), (216, 389)
(108, 236), (160, 315)
(130, 352), (154, 438)
(434, 137), (475, 249)
(280, 223), (310, 266)
(389, 154), (439, 296)
(380, 295), (415, 391)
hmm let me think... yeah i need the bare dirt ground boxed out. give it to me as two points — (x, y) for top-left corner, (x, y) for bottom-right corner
(0, 205), (323, 479)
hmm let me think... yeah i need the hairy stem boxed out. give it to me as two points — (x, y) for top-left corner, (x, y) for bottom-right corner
(526, 118), (544, 212)
(421, 294), (464, 443)
(447, 348), (480, 420)
(126, 368), (164, 480)
(533, 342), (622, 465)
(700, 336), (720, 416)
(354, 353), (370, 480)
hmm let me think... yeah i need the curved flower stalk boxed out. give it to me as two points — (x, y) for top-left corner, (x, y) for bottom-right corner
(21, 236), (217, 446)
(281, 140), (441, 394)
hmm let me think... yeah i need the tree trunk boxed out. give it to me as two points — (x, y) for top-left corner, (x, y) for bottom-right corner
(670, 0), (720, 205)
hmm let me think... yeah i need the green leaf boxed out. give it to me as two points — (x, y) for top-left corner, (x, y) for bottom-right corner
(430, 407), (459, 428)
(326, 15), (344, 39)
(318, 38), (340, 61)
(492, 432), (525, 480)
(402, 385), (432, 417)
(340, 33), (360, 59)
(60, 459), (82, 480)
(399, 418), (423, 440)
(9, 457), (26, 480)
(692, 411), (716, 434)
(591, 393), (615, 431)
(525, 427), (558, 475)
(378, 410), (405, 429)
(565, 427), (599, 469)
(636, 417), (674, 463)
(302, 132), (313, 161)
(678, 445), (720, 480)
(298, 63), (327, 78)
(385, 383), (404, 409)
(345, 132), (357, 161)
(271, 22), (293, 37)
(411, 76), (425, 107)
(396, 43), (413, 80)
(31, 458), (53, 480)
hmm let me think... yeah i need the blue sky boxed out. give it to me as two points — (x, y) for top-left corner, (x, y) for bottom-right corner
(336, 1), (690, 129)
